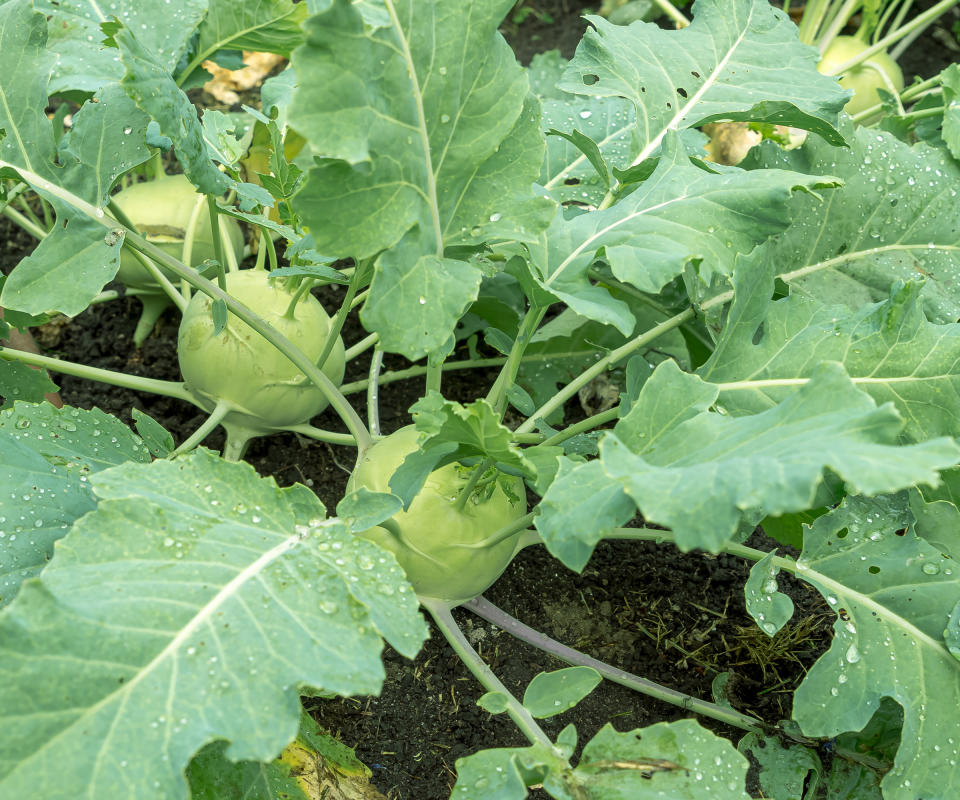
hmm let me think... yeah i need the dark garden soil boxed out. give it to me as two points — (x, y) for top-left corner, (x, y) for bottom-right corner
(4, 2), (960, 798)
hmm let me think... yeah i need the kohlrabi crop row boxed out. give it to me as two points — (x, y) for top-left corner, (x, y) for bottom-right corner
(1, 0), (959, 797)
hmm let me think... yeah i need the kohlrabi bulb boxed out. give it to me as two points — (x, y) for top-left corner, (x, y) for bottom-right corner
(112, 174), (245, 289)
(177, 269), (346, 430)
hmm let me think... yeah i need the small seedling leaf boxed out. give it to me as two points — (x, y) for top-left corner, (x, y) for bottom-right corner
(522, 667), (601, 718)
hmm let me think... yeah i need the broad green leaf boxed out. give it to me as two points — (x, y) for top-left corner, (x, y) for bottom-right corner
(58, 84), (153, 205)
(185, 0), (307, 86)
(701, 257), (960, 443)
(0, 0), (57, 177)
(910, 468), (960, 557)
(453, 718), (750, 798)
(0, 360), (58, 408)
(826, 761), (884, 799)
(792, 495), (960, 800)
(535, 458), (636, 572)
(744, 550), (794, 637)
(0, 402), (153, 475)
(0, 450), (426, 800)
(0, 434), (94, 608)
(360, 236), (483, 360)
(571, 720), (751, 798)
(0, 403), (152, 608)
(737, 733), (821, 800)
(1, 215), (122, 316)
(522, 667), (601, 718)
(560, 0), (847, 168)
(940, 65), (960, 161)
(114, 22), (232, 196)
(947, 603), (960, 661)
(743, 125), (960, 324)
(540, 360), (960, 559)
(290, 0), (551, 256)
(532, 49), (637, 205)
(527, 133), (837, 334)
(36, 0), (207, 94)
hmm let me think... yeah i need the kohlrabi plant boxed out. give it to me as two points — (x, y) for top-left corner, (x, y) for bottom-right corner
(1, 0), (960, 798)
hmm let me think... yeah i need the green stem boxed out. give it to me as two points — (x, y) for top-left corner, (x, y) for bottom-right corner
(0, 158), (373, 451)
(890, 0), (955, 60)
(131, 294), (172, 348)
(344, 332), (379, 362)
(889, 106), (945, 122)
(426, 356), (443, 395)
(797, 0), (833, 44)
(821, 0), (960, 76)
(317, 263), (363, 370)
(849, 75), (942, 124)
(222, 424), (254, 462)
(455, 458), (493, 512)
(350, 288), (369, 311)
(1, 204), (47, 240)
(815, 0), (859, 52)
(515, 308), (697, 435)
(15, 195), (45, 231)
(368, 345), (385, 438)
(267, 422), (357, 447)
(458, 511), (537, 550)
(107, 199), (139, 233)
(283, 278), (315, 319)
(651, 0), (689, 26)
(424, 600), (557, 750)
(170, 400), (232, 456)
(540, 406), (620, 447)
(206, 195), (227, 292)
(588, 267), (714, 351)
(487, 304), (547, 419)
(463, 596), (766, 735)
(0, 345), (195, 403)
(124, 248), (189, 312)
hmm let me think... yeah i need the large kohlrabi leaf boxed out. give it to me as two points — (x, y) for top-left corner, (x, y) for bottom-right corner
(0, 403), (152, 609)
(452, 719), (752, 798)
(529, 50), (639, 206)
(742, 125), (960, 324)
(558, 0), (848, 173)
(35, 0), (207, 94)
(526, 133), (838, 334)
(701, 253), (960, 444)
(0, 450), (427, 800)
(536, 360), (960, 567)
(288, 0), (554, 358)
(560, 0), (847, 163)
(0, 5), (150, 316)
(791, 494), (960, 800)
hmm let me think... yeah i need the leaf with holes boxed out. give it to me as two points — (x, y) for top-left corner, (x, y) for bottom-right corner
(524, 132), (838, 334)
(792, 494), (960, 800)
(701, 256), (960, 444)
(560, 0), (848, 169)
(742, 124), (960, 324)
